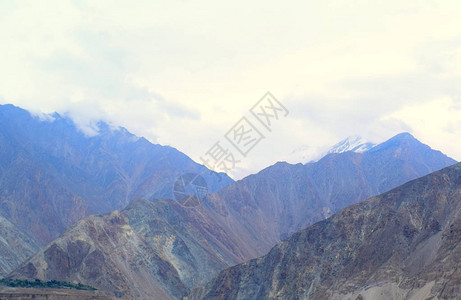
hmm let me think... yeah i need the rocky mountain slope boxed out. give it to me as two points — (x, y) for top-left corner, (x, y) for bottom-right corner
(0, 104), (232, 243)
(189, 163), (461, 300)
(0, 216), (39, 277)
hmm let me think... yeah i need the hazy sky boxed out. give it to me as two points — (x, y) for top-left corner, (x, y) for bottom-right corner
(1, 0), (461, 179)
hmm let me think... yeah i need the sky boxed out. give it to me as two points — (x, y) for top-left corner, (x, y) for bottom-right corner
(1, 0), (461, 179)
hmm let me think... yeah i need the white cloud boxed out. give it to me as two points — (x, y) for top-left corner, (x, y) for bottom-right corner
(1, 0), (461, 179)
(383, 97), (461, 160)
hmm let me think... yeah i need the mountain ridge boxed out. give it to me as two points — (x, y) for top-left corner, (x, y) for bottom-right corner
(209, 131), (456, 244)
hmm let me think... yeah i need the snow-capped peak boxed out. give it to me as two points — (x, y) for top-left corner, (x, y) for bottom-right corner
(327, 135), (376, 154)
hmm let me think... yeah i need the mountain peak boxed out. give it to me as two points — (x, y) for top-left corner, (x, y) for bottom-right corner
(368, 132), (425, 153)
(389, 132), (416, 141)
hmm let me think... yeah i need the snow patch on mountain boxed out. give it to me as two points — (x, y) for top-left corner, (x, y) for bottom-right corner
(327, 135), (376, 154)
(287, 135), (376, 165)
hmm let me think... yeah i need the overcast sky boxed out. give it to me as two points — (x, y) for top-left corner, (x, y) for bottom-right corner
(1, 0), (461, 179)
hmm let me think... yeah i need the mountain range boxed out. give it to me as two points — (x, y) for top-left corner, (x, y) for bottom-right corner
(6, 123), (457, 298)
(207, 132), (456, 247)
(190, 162), (461, 300)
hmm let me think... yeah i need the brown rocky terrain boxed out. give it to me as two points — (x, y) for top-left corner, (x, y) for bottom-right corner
(8, 198), (262, 299)
(189, 163), (461, 300)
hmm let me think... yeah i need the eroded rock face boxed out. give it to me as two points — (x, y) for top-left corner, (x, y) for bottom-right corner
(189, 163), (461, 300)
(0, 216), (39, 277)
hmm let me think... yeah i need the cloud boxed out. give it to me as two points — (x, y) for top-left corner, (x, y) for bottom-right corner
(1, 0), (461, 179)
(383, 97), (461, 159)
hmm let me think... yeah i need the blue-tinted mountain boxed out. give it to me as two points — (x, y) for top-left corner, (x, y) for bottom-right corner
(0, 104), (233, 243)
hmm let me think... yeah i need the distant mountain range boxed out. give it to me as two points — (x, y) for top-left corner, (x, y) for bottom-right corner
(0, 104), (233, 244)
(8, 128), (457, 298)
(190, 162), (461, 300)
(208, 132), (456, 247)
